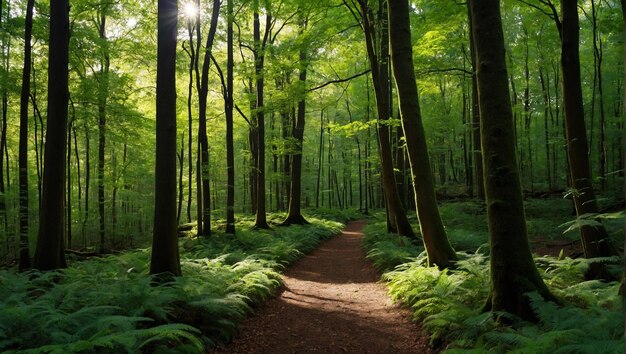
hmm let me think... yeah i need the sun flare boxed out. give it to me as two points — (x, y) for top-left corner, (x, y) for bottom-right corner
(182, 2), (198, 18)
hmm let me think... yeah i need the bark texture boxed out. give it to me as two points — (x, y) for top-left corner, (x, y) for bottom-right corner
(33, 0), (70, 271)
(282, 21), (309, 226)
(560, 0), (615, 279)
(18, 0), (34, 271)
(388, 0), (456, 267)
(150, 0), (181, 276)
(360, 0), (415, 238)
(469, 0), (555, 320)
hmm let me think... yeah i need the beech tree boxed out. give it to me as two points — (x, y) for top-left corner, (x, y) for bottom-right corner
(150, 0), (181, 276)
(33, 0), (70, 271)
(388, 0), (456, 267)
(469, 0), (555, 319)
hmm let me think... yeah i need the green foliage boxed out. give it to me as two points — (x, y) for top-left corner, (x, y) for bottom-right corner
(0, 216), (342, 352)
(362, 209), (625, 352)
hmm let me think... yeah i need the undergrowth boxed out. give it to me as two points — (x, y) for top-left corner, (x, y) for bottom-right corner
(363, 200), (624, 353)
(0, 212), (344, 353)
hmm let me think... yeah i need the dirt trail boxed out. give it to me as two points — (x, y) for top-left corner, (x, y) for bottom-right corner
(213, 220), (431, 353)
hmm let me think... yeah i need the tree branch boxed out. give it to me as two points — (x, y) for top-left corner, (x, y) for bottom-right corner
(307, 69), (371, 92)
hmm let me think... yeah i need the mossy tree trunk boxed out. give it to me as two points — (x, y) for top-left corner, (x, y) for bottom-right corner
(33, 0), (70, 271)
(388, 0), (456, 267)
(150, 0), (181, 277)
(469, 0), (556, 320)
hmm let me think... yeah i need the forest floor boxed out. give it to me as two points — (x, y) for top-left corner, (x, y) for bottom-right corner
(212, 220), (432, 354)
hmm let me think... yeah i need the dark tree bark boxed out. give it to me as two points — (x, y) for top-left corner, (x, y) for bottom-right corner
(282, 16), (309, 226)
(560, 0), (616, 279)
(97, 9), (110, 254)
(150, 0), (181, 277)
(315, 110), (324, 209)
(620, 0), (626, 298)
(196, 0), (221, 237)
(83, 125), (90, 248)
(18, 0), (34, 271)
(253, 0), (270, 229)
(388, 0), (456, 268)
(177, 134), (184, 224)
(469, 0), (556, 320)
(225, 0), (236, 234)
(360, 0), (414, 238)
(33, 0), (70, 270)
(467, 3), (484, 200)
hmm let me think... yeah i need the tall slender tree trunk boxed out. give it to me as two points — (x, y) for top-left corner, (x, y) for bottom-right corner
(467, 4), (484, 200)
(283, 17), (309, 225)
(225, 0), (235, 234)
(97, 10), (110, 254)
(388, 0), (456, 268)
(83, 125), (90, 248)
(315, 110), (324, 208)
(253, 0), (270, 229)
(177, 134), (184, 224)
(196, 0), (220, 237)
(33, 0), (70, 270)
(360, 0), (414, 238)
(560, 0), (616, 279)
(469, 0), (556, 321)
(18, 0), (35, 271)
(620, 0), (626, 298)
(150, 0), (181, 277)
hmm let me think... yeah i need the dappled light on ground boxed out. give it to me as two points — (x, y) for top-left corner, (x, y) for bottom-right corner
(213, 221), (430, 353)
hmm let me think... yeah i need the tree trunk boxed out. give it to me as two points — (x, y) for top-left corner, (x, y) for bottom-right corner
(150, 0), (181, 277)
(97, 10), (110, 254)
(225, 0), (235, 234)
(560, 0), (616, 279)
(253, 0), (270, 228)
(283, 21), (309, 225)
(620, 0), (626, 296)
(196, 0), (220, 237)
(360, 0), (414, 238)
(316, 110), (324, 208)
(388, 0), (456, 267)
(33, 0), (70, 270)
(177, 134), (184, 224)
(469, 0), (556, 321)
(467, 3), (484, 200)
(18, 0), (35, 271)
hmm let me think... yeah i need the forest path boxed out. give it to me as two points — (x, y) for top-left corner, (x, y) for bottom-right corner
(212, 220), (431, 354)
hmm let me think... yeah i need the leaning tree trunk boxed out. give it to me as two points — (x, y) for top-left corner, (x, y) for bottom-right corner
(469, 0), (556, 321)
(560, 0), (616, 279)
(360, 0), (415, 238)
(18, 0), (34, 271)
(150, 0), (181, 277)
(33, 0), (70, 271)
(388, 0), (456, 268)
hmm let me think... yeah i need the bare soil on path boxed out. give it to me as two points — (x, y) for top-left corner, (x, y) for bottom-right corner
(212, 220), (432, 354)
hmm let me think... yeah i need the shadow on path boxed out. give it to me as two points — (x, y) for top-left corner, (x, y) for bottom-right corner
(212, 220), (431, 354)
